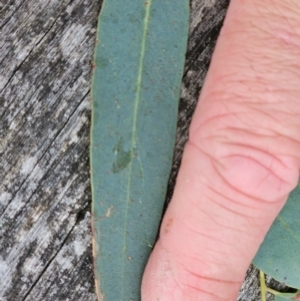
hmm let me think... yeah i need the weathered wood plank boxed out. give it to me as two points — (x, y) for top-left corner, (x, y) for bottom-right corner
(0, 1), (101, 300)
(0, 0), (282, 300)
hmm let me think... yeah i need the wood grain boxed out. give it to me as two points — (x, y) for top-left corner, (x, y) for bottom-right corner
(0, 0), (281, 300)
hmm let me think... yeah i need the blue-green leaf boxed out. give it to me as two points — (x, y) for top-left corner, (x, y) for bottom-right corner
(275, 297), (286, 301)
(90, 1), (189, 300)
(273, 291), (300, 301)
(275, 296), (293, 301)
(253, 184), (300, 290)
(274, 293), (300, 301)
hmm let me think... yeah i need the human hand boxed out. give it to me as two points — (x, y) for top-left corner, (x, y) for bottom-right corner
(142, 1), (300, 300)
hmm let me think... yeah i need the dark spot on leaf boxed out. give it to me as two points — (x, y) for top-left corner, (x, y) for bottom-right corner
(128, 13), (139, 23)
(112, 139), (132, 173)
(96, 56), (109, 69)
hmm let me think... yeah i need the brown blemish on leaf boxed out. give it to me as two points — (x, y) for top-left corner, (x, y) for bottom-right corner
(91, 217), (105, 300)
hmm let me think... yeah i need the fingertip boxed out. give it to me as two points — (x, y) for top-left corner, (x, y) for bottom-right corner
(141, 240), (181, 301)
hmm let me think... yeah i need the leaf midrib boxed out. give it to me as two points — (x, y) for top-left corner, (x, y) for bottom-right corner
(121, 1), (152, 299)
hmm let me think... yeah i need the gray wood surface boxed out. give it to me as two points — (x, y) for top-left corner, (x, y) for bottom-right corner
(0, 0), (284, 300)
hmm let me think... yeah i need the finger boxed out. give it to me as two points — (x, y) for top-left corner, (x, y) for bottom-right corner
(142, 0), (300, 300)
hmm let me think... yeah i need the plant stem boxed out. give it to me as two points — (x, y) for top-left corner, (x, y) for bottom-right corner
(260, 270), (267, 301)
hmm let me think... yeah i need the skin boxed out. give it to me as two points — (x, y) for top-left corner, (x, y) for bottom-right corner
(142, 0), (300, 300)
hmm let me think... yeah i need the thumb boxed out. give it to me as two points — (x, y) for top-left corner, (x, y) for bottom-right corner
(142, 0), (300, 300)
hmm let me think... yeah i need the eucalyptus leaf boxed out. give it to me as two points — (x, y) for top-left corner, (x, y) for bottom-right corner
(274, 291), (300, 301)
(90, 0), (189, 300)
(274, 296), (292, 301)
(253, 184), (300, 289)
